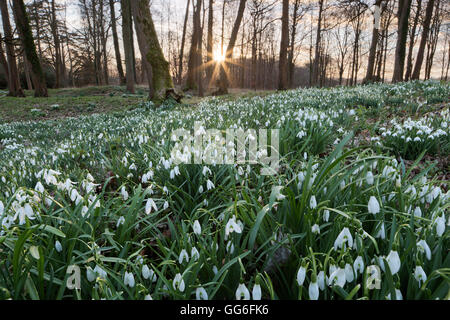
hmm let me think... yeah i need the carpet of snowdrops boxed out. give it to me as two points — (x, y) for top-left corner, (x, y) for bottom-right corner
(0, 81), (448, 300)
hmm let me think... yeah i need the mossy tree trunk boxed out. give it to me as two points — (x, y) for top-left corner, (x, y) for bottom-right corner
(0, 0), (24, 97)
(130, 0), (174, 101)
(11, 0), (48, 97)
(120, 0), (135, 93)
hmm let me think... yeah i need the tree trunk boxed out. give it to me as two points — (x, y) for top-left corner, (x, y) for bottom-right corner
(178, 0), (190, 85)
(404, 0), (422, 81)
(365, 0), (383, 83)
(186, 0), (202, 91)
(23, 53), (33, 90)
(12, 0), (48, 97)
(50, 0), (62, 88)
(0, 33), (9, 89)
(312, 0), (324, 86)
(411, 0), (435, 80)
(288, 0), (300, 88)
(278, 0), (289, 91)
(121, 0), (135, 93)
(217, 0), (247, 95)
(130, 0), (175, 100)
(392, 0), (412, 82)
(206, 0), (214, 85)
(0, 0), (24, 97)
(109, 0), (125, 85)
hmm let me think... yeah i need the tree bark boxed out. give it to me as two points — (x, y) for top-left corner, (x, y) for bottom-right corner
(278, 0), (289, 91)
(178, 0), (190, 85)
(365, 0), (383, 83)
(392, 0), (412, 82)
(312, 0), (324, 86)
(121, 0), (135, 93)
(217, 0), (247, 95)
(186, 0), (202, 91)
(130, 0), (175, 100)
(0, 0), (24, 97)
(109, 0), (125, 85)
(206, 0), (214, 85)
(411, 0), (435, 80)
(0, 33), (9, 89)
(404, 0), (422, 81)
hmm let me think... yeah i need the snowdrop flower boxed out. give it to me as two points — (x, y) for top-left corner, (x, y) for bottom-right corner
(35, 181), (45, 193)
(366, 171), (374, 185)
(344, 263), (354, 282)
(55, 240), (62, 253)
(386, 289), (403, 300)
(142, 265), (151, 279)
(206, 179), (215, 190)
(309, 281), (319, 300)
(116, 216), (125, 228)
(414, 207), (422, 218)
(124, 271), (135, 288)
(235, 283), (250, 300)
(434, 215), (445, 237)
(196, 287), (208, 300)
(323, 209), (330, 222)
(198, 185), (204, 194)
(252, 284), (262, 300)
(310, 195), (317, 209)
(163, 201), (169, 210)
(121, 187), (129, 201)
(193, 220), (202, 235)
(386, 250), (401, 275)
(0, 201), (3, 215)
(414, 266), (427, 286)
(376, 222), (386, 239)
(334, 227), (353, 251)
(296, 265), (307, 286)
(86, 267), (96, 282)
(317, 271), (325, 291)
(417, 240), (431, 261)
(368, 196), (380, 215)
(311, 224), (320, 234)
(144, 294), (153, 300)
(178, 249), (189, 264)
(272, 186), (285, 201)
(225, 216), (242, 237)
(173, 273), (185, 292)
(353, 256), (364, 274)
(226, 241), (234, 254)
(145, 198), (158, 214)
(328, 267), (346, 287)
(191, 247), (200, 261)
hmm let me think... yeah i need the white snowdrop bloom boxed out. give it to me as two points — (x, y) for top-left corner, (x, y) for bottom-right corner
(272, 186), (286, 201)
(196, 287), (208, 300)
(178, 249), (189, 264)
(417, 240), (431, 261)
(368, 196), (380, 215)
(121, 187), (129, 201)
(226, 241), (234, 254)
(323, 210), (330, 222)
(93, 265), (107, 280)
(376, 222), (386, 239)
(212, 266), (218, 275)
(124, 271), (135, 288)
(55, 240), (62, 253)
(0, 201), (4, 215)
(70, 189), (79, 202)
(86, 267), (96, 282)
(144, 294), (153, 300)
(116, 216), (125, 228)
(434, 215), (446, 237)
(193, 220), (202, 235)
(173, 273), (185, 292)
(206, 179), (215, 190)
(340, 180), (346, 190)
(414, 266), (427, 286)
(309, 281), (319, 300)
(145, 198), (158, 214)
(198, 185), (204, 194)
(191, 247), (200, 261)
(386, 289), (403, 300)
(310, 195), (317, 209)
(311, 224), (320, 234)
(414, 207), (422, 218)
(317, 271), (325, 291)
(386, 250), (401, 275)
(202, 166), (212, 176)
(296, 266), (306, 286)
(334, 227), (353, 251)
(35, 181), (45, 193)
(342, 262), (353, 283)
(252, 284), (262, 300)
(328, 268), (346, 288)
(142, 265), (151, 279)
(366, 171), (374, 185)
(353, 256), (364, 274)
(235, 283), (250, 300)
(225, 216), (242, 237)
(431, 186), (441, 200)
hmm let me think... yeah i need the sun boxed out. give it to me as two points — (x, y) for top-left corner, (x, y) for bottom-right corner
(213, 46), (226, 63)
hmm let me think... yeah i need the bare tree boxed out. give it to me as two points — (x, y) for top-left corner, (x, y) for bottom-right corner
(120, 0), (134, 93)
(109, 0), (125, 85)
(392, 0), (412, 82)
(278, 0), (289, 90)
